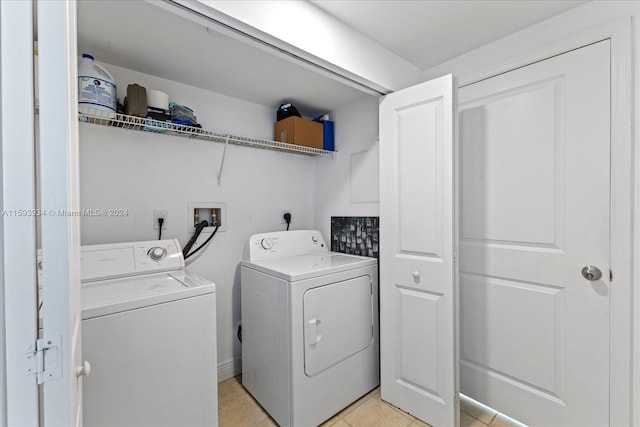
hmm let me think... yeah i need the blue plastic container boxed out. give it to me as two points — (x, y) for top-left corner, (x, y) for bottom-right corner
(322, 120), (335, 151)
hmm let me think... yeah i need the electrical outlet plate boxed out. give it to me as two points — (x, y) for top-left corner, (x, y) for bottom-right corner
(280, 209), (292, 224)
(187, 202), (227, 233)
(153, 210), (167, 230)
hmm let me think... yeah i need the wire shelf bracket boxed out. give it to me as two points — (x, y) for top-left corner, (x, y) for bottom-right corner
(217, 134), (230, 185)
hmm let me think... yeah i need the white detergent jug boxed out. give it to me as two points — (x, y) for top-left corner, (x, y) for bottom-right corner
(78, 53), (117, 119)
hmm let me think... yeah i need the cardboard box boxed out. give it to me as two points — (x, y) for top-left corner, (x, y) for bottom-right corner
(274, 116), (323, 149)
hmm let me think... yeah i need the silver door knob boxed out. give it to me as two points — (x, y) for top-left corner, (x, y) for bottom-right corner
(581, 266), (602, 281)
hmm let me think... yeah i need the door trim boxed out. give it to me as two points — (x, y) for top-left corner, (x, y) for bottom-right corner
(456, 18), (634, 426)
(0, 0), (39, 424)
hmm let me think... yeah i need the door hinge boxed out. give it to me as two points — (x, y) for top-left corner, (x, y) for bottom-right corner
(22, 336), (62, 384)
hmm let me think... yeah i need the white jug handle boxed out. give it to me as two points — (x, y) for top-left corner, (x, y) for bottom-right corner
(93, 62), (115, 83)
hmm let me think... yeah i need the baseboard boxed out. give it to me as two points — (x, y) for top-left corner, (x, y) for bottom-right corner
(217, 356), (242, 382)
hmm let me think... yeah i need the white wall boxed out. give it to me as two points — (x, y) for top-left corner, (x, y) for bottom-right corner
(315, 95), (380, 241)
(79, 63), (317, 379)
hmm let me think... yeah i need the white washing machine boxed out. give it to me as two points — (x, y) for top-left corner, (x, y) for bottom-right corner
(80, 239), (218, 427)
(241, 230), (379, 427)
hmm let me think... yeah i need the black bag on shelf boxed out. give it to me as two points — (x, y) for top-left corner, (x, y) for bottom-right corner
(277, 102), (302, 121)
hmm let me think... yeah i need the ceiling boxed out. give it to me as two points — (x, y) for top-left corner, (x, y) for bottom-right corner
(76, 1), (587, 117)
(311, 0), (587, 71)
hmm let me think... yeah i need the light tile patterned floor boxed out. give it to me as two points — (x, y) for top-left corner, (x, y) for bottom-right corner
(218, 376), (524, 427)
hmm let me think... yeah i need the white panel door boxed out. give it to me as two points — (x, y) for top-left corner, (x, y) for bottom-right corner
(458, 41), (610, 426)
(38, 1), (83, 426)
(380, 75), (457, 427)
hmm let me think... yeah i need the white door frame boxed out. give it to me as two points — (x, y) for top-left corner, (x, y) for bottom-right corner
(455, 18), (634, 426)
(1, 0), (40, 424)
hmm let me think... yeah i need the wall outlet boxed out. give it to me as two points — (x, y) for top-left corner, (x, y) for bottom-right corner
(153, 210), (167, 230)
(187, 202), (227, 233)
(280, 209), (292, 224)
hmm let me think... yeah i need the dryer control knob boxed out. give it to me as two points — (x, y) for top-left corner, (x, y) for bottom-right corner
(148, 246), (167, 261)
(312, 235), (318, 243)
(261, 238), (274, 250)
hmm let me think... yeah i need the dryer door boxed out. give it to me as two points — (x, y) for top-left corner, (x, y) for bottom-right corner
(303, 275), (373, 376)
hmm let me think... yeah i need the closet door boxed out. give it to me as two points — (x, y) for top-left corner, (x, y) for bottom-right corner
(458, 40), (610, 427)
(379, 75), (457, 427)
(38, 1), (84, 426)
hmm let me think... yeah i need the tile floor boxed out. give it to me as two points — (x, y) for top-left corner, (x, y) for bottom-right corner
(218, 376), (523, 427)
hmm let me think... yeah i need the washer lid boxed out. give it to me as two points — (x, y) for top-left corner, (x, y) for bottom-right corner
(242, 252), (377, 282)
(81, 271), (215, 319)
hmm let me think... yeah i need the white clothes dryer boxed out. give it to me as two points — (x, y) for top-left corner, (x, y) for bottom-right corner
(241, 230), (379, 427)
(80, 239), (217, 427)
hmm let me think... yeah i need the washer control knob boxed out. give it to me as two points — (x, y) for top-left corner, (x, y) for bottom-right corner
(261, 238), (274, 250)
(148, 247), (167, 261)
(312, 235), (318, 243)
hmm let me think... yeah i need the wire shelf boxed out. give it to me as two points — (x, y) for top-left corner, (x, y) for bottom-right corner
(78, 109), (336, 158)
